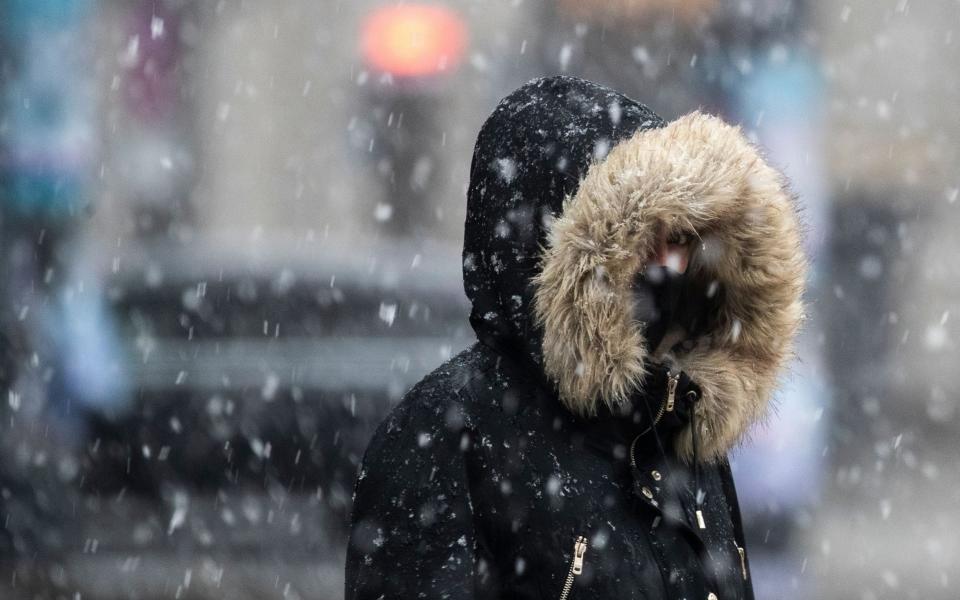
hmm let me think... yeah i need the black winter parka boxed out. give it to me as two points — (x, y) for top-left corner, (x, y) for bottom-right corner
(345, 76), (807, 600)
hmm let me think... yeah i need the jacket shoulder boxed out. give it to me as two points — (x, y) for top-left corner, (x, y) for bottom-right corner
(356, 344), (491, 468)
(375, 342), (499, 434)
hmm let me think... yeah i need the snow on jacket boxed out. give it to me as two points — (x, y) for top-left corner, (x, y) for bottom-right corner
(345, 75), (806, 600)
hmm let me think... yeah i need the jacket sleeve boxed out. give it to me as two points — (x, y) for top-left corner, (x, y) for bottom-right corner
(344, 390), (493, 600)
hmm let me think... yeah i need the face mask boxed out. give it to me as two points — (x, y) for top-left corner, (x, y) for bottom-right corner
(632, 264), (688, 352)
(632, 265), (720, 353)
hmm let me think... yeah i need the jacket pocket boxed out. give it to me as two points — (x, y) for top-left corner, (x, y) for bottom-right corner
(558, 535), (588, 600)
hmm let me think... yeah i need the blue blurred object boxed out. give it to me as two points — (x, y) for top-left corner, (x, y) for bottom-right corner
(0, 0), (92, 32)
(46, 272), (134, 416)
(0, 0), (132, 419)
(0, 0), (96, 224)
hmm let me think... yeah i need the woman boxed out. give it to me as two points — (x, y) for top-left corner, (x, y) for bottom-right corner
(345, 75), (806, 600)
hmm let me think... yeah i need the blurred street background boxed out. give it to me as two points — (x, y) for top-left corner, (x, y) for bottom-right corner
(1, 0), (958, 598)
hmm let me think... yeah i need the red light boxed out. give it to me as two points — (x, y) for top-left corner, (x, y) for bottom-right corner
(361, 5), (468, 77)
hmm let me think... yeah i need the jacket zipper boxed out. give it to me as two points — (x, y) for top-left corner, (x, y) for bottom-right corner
(630, 371), (680, 469)
(558, 535), (588, 600)
(736, 544), (748, 580)
(664, 371), (679, 412)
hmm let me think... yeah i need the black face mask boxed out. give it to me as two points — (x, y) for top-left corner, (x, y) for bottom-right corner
(632, 265), (720, 353)
(632, 265), (686, 352)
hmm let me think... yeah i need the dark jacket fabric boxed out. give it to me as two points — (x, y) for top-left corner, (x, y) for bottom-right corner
(345, 76), (806, 600)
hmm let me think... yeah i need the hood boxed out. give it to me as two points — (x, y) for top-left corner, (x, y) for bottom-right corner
(463, 76), (806, 463)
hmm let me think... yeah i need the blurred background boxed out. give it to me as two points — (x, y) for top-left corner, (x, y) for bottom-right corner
(0, 0), (958, 598)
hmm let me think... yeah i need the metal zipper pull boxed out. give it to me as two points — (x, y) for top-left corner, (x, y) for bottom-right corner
(573, 536), (587, 574)
(665, 371), (680, 412)
(559, 535), (588, 600)
(737, 545), (748, 580)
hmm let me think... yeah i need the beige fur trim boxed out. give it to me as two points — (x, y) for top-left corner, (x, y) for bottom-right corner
(531, 111), (807, 463)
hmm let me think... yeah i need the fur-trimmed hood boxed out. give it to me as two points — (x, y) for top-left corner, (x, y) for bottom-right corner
(463, 76), (806, 463)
